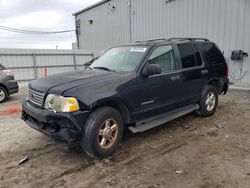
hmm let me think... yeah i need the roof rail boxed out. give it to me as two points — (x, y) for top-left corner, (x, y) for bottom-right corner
(134, 38), (167, 43)
(168, 38), (209, 42)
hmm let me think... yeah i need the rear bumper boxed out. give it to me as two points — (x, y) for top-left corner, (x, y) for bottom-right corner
(5, 80), (18, 95)
(218, 77), (229, 95)
(21, 99), (90, 145)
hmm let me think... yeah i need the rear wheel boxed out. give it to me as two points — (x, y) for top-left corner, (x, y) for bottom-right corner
(0, 86), (8, 103)
(81, 107), (124, 159)
(195, 85), (218, 117)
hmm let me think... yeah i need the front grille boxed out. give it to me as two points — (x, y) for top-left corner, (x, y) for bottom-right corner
(28, 87), (45, 107)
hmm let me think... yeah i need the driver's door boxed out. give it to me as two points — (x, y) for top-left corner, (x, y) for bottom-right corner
(132, 45), (183, 121)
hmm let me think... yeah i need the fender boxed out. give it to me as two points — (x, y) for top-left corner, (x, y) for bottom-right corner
(205, 77), (224, 94)
(90, 96), (132, 124)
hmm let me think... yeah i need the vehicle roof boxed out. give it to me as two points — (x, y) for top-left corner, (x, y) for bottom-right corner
(132, 38), (212, 46)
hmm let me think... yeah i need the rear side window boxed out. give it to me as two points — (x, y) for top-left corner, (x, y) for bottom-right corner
(202, 43), (225, 64)
(177, 43), (196, 68)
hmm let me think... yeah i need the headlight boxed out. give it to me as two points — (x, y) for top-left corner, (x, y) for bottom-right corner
(44, 94), (79, 112)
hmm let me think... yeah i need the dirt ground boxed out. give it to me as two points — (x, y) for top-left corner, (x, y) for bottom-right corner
(0, 88), (250, 188)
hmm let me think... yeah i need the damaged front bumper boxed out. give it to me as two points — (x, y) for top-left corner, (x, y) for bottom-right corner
(21, 99), (90, 145)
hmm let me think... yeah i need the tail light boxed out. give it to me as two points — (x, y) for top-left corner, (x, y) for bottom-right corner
(226, 64), (229, 80)
(2, 69), (14, 76)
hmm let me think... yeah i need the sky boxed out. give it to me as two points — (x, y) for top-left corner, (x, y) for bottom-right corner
(0, 0), (100, 49)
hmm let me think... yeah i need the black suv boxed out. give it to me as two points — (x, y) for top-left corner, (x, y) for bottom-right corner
(22, 38), (228, 158)
(0, 64), (19, 103)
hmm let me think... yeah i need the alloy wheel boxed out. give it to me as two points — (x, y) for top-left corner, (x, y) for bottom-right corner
(205, 92), (216, 111)
(0, 89), (5, 102)
(98, 118), (119, 149)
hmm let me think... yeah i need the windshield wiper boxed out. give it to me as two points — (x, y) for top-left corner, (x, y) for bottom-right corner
(93, 67), (115, 72)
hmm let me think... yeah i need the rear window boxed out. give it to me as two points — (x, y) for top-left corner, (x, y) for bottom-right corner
(0, 64), (6, 70)
(177, 43), (196, 68)
(202, 43), (225, 64)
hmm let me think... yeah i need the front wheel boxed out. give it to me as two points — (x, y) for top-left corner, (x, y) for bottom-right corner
(195, 85), (218, 117)
(81, 107), (124, 159)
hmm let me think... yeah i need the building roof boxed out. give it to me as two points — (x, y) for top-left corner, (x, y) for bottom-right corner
(73, 0), (110, 16)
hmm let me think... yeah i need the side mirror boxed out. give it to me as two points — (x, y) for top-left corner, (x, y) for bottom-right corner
(143, 64), (161, 76)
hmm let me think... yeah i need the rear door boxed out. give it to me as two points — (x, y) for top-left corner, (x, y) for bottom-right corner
(132, 44), (182, 120)
(176, 42), (208, 104)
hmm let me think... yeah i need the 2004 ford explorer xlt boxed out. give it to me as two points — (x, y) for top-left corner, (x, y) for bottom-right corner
(22, 38), (229, 159)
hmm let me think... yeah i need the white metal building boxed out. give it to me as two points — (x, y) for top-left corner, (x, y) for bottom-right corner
(73, 0), (250, 84)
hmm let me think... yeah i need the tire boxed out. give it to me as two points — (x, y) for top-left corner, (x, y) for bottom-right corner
(81, 107), (124, 159)
(0, 86), (8, 103)
(195, 85), (218, 117)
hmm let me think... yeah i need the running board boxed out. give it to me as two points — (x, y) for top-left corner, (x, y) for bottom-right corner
(129, 104), (199, 133)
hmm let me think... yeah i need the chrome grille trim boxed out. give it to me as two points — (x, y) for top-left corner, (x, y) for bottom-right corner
(28, 87), (45, 107)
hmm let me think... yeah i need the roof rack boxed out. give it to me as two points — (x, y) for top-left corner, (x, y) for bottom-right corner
(134, 38), (210, 44)
(134, 38), (167, 43)
(167, 38), (209, 42)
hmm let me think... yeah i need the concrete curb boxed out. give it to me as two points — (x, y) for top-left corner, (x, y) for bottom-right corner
(229, 85), (250, 91)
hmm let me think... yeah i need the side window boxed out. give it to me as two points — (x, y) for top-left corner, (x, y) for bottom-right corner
(202, 43), (225, 64)
(148, 45), (177, 73)
(177, 43), (196, 68)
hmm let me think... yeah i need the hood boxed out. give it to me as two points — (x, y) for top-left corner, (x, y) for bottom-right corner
(29, 70), (133, 95)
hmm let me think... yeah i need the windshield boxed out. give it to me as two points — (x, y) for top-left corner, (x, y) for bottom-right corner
(90, 46), (148, 72)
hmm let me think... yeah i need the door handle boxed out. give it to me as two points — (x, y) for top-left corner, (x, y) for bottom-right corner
(170, 75), (181, 81)
(201, 69), (208, 75)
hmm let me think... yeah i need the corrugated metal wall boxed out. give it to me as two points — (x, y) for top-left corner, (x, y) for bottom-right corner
(76, 0), (131, 54)
(0, 49), (93, 81)
(75, 0), (250, 84)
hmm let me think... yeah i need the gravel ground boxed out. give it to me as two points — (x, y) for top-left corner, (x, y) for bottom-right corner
(0, 88), (250, 188)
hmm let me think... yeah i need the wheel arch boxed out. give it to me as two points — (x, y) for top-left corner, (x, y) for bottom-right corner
(206, 77), (224, 94)
(0, 83), (9, 95)
(91, 98), (131, 124)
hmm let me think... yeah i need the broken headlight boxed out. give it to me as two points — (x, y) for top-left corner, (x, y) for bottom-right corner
(44, 94), (79, 112)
